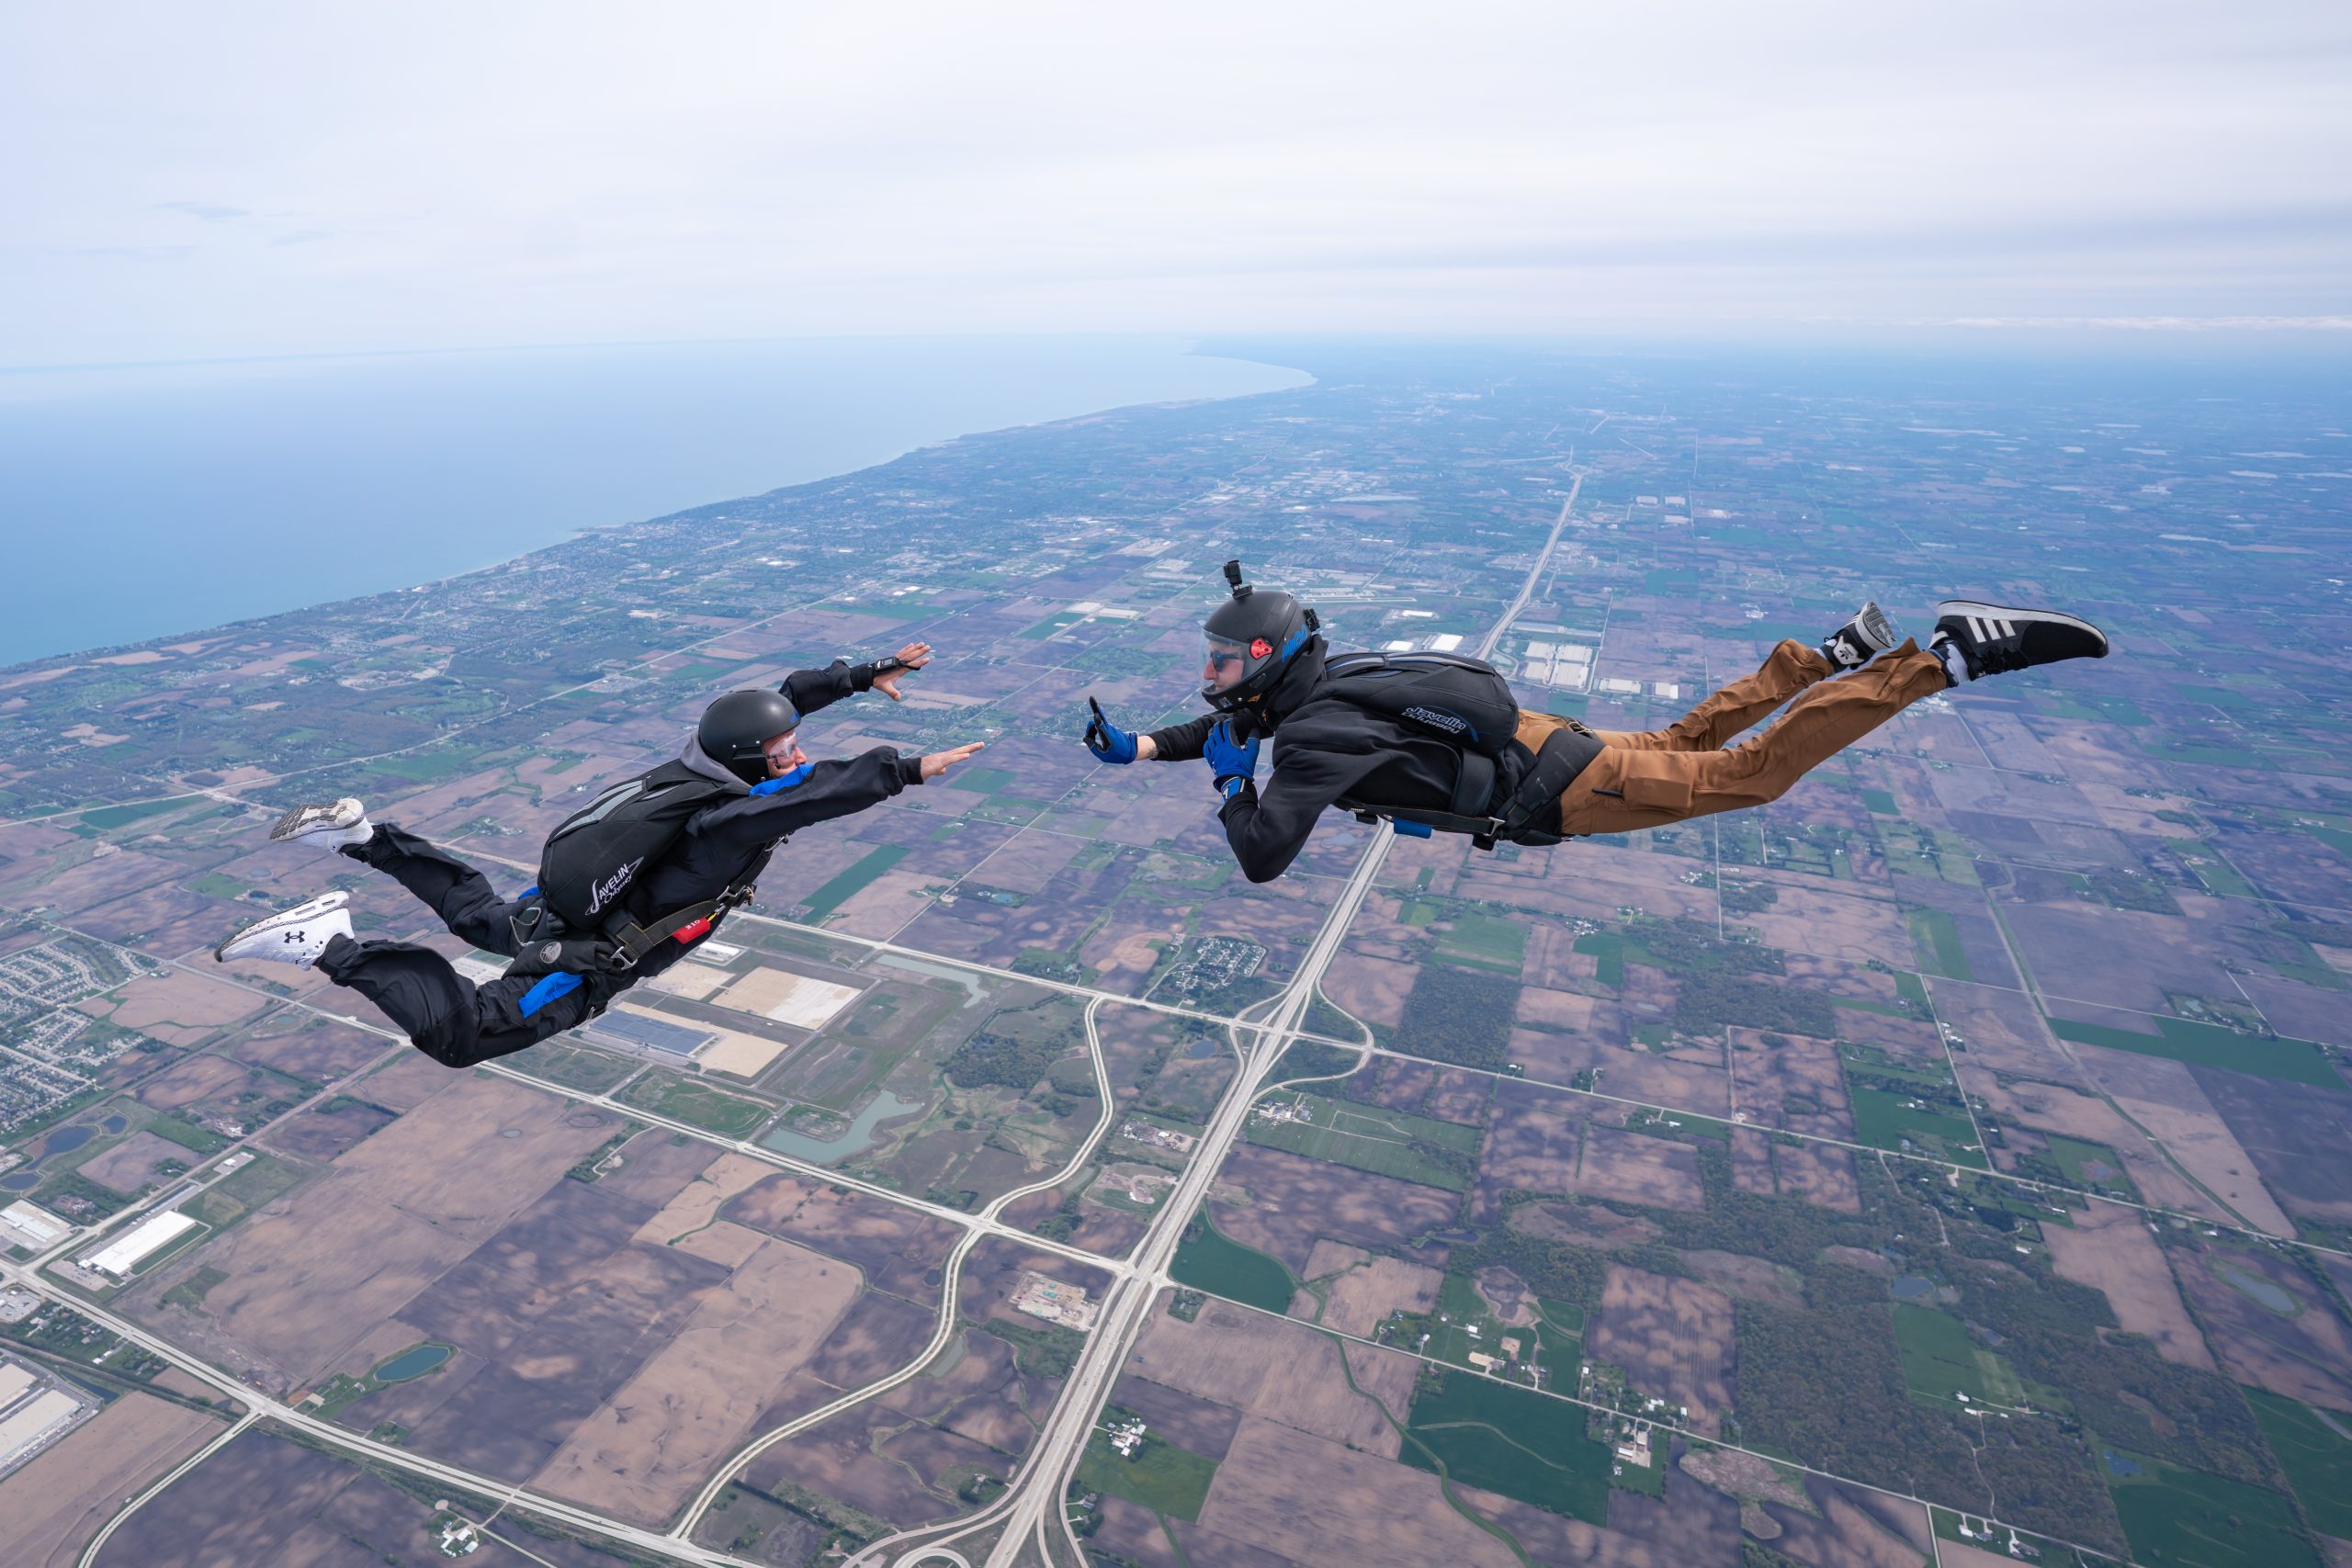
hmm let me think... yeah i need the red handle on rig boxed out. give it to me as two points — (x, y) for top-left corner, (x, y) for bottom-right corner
(673, 917), (713, 944)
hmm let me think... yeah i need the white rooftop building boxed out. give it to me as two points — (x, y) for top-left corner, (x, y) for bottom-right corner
(81, 1211), (198, 1280)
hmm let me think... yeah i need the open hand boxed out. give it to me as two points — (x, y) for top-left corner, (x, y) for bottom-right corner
(874, 641), (933, 702)
(919, 741), (985, 782)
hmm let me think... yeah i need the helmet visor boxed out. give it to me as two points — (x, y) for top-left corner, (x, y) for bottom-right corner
(1200, 630), (1278, 698)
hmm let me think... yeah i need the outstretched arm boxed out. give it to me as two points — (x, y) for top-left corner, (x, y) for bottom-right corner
(780, 642), (933, 718)
(686, 738), (983, 858)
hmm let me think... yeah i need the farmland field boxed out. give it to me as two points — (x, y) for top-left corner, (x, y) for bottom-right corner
(1245, 1091), (1479, 1192)
(2105, 1446), (2318, 1568)
(1401, 1368), (1612, 1525)
(1170, 1211), (1295, 1314)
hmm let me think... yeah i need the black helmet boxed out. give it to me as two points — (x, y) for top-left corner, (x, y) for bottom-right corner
(697, 688), (800, 785)
(1200, 559), (1318, 714)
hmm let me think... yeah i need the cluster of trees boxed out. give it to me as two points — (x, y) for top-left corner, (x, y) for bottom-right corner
(1720, 880), (1781, 916)
(1729, 1267), (1999, 1522)
(1674, 973), (1836, 1039)
(943, 1028), (1069, 1092)
(2087, 870), (2183, 915)
(1624, 914), (1783, 975)
(1442, 1218), (1610, 1310)
(1032, 1191), (1085, 1241)
(1276, 1040), (1361, 1080)
(1958, 1269), (2278, 1488)
(1392, 964), (1518, 1068)
(980, 1317), (1085, 1381)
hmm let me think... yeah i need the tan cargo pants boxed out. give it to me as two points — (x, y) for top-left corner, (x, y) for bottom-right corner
(1512, 639), (1950, 838)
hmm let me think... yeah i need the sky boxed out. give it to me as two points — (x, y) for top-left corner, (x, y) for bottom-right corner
(5, 1), (2349, 367)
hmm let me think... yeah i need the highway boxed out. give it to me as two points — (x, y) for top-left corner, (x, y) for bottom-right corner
(14, 466), (2139, 1568)
(851, 474), (1586, 1567)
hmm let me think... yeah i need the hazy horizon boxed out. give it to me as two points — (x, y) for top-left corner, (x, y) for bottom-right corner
(6, 2), (2346, 367)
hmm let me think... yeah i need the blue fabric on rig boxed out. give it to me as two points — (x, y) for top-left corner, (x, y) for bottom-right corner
(517, 971), (583, 1017)
(751, 762), (814, 795)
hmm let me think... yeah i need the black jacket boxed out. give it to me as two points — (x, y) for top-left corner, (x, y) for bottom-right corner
(1148, 646), (1485, 885)
(623, 660), (922, 975)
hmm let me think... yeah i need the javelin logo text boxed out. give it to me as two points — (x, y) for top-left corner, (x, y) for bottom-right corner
(587, 858), (643, 916)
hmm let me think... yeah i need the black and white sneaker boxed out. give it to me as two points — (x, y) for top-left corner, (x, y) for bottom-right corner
(1931, 601), (2109, 682)
(268, 797), (373, 849)
(213, 891), (353, 968)
(1819, 601), (1899, 671)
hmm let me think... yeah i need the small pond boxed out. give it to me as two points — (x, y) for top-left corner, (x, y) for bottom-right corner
(1, 1115), (130, 1189)
(373, 1343), (453, 1382)
(2211, 1260), (2300, 1315)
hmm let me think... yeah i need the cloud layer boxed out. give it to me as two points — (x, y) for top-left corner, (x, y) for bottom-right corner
(6, 1), (2347, 363)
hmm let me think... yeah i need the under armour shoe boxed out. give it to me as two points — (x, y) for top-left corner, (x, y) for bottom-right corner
(1818, 601), (1900, 671)
(1931, 601), (2109, 682)
(213, 891), (353, 969)
(267, 797), (373, 849)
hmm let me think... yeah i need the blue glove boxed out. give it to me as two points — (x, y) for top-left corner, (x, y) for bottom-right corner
(1083, 697), (1138, 765)
(1204, 719), (1260, 798)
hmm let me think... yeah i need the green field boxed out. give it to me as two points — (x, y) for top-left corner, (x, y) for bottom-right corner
(1904, 908), (1973, 980)
(1073, 1409), (1218, 1521)
(1169, 1211), (1295, 1313)
(616, 1070), (772, 1137)
(1436, 913), (1528, 975)
(2105, 1447), (2318, 1568)
(1849, 1086), (1985, 1168)
(1536, 1297), (1586, 1337)
(2048, 1015), (2341, 1089)
(2177, 847), (2256, 898)
(371, 747), (488, 782)
(950, 767), (1017, 795)
(502, 1038), (639, 1093)
(2245, 1388), (2352, 1540)
(1861, 787), (1900, 816)
(81, 796), (193, 829)
(1891, 1303), (2021, 1407)
(1246, 1092), (1479, 1192)
(1573, 931), (1625, 987)
(800, 844), (911, 922)
(1401, 1369), (1612, 1524)
(2041, 1134), (2135, 1195)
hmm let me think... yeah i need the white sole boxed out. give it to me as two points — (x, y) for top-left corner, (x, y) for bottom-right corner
(1935, 600), (2107, 644)
(214, 890), (350, 962)
(268, 799), (365, 842)
(1853, 601), (1899, 653)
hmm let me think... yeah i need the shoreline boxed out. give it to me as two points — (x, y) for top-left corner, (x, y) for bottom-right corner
(1, 339), (1308, 671)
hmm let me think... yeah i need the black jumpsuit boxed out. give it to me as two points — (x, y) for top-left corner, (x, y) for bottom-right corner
(317, 662), (925, 1068)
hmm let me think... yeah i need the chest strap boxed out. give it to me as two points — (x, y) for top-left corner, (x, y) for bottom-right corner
(600, 883), (758, 969)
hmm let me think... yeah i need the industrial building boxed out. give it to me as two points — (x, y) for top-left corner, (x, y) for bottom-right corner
(0, 1354), (93, 1475)
(79, 1209), (199, 1280)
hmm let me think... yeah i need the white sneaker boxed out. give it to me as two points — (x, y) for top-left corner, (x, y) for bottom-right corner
(214, 891), (354, 968)
(268, 797), (374, 849)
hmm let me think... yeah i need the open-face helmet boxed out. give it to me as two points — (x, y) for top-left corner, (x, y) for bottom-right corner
(1200, 559), (1318, 714)
(698, 688), (801, 785)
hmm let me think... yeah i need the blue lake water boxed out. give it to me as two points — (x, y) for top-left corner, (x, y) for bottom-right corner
(373, 1342), (453, 1382)
(0, 336), (1306, 666)
(759, 1088), (927, 1166)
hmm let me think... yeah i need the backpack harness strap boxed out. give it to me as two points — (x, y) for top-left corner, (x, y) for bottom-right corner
(503, 883), (757, 979)
(600, 882), (758, 970)
(1341, 721), (1606, 851)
